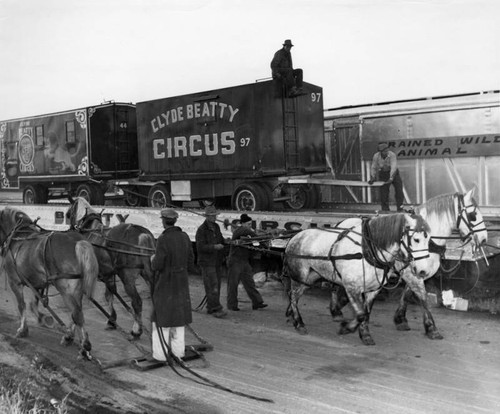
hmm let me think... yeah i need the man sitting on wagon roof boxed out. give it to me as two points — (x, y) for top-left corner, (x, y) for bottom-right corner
(271, 39), (304, 98)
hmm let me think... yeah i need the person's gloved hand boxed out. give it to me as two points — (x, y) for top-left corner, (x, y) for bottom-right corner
(368, 179), (374, 185)
(385, 178), (393, 185)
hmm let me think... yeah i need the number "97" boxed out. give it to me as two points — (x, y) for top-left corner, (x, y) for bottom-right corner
(240, 138), (250, 147)
(311, 93), (321, 102)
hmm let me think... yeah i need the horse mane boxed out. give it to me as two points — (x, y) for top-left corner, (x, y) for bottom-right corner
(415, 193), (460, 224)
(367, 213), (429, 249)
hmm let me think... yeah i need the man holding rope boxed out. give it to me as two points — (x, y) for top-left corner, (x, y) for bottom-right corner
(150, 208), (195, 362)
(227, 213), (268, 311)
(195, 206), (228, 318)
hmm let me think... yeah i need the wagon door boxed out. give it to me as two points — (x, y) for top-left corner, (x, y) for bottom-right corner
(325, 119), (362, 203)
(114, 107), (138, 175)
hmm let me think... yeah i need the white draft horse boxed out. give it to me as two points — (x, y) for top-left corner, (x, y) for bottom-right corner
(283, 212), (432, 345)
(66, 197), (156, 338)
(0, 207), (98, 357)
(391, 190), (488, 338)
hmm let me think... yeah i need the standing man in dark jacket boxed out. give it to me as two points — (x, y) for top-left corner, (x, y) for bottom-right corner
(227, 214), (267, 311)
(270, 39), (303, 97)
(195, 206), (227, 318)
(150, 208), (195, 361)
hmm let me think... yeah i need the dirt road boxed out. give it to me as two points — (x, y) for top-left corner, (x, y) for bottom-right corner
(0, 275), (499, 413)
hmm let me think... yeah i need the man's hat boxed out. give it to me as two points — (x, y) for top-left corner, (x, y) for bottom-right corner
(240, 213), (252, 223)
(160, 208), (179, 219)
(377, 142), (389, 151)
(204, 205), (219, 216)
(283, 39), (294, 47)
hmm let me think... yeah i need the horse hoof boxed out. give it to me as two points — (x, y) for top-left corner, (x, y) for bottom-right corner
(362, 337), (376, 346)
(395, 322), (411, 331)
(295, 326), (308, 335)
(426, 330), (444, 340)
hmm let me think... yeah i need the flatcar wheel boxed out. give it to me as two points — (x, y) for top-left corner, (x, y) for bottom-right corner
(232, 183), (268, 211)
(148, 184), (171, 208)
(23, 185), (48, 204)
(283, 184), (308, 210)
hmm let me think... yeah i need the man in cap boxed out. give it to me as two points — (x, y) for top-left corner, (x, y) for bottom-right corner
(150, 208), (195, 362)
(368, 142), (404, 212)
(270, 39), (304, 97)
(195, 206), (227, 318)
(226, 213), (268, 311)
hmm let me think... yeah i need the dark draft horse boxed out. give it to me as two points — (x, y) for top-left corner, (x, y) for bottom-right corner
(283, 212), (432, 345)
(0, 206), (98, 357)
(66, 197), (156, 338)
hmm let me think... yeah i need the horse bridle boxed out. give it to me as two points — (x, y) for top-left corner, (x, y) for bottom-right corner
(455, 193), (484, 244)
(398, 225), (430, 265)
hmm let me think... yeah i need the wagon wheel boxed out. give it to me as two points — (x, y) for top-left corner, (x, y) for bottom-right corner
(76, 183), (105, 206)
(23, 185), (48, 204)
(124, 186), (147, 207)
(148, 184), (171, 208)
(232, 183), (270, 211)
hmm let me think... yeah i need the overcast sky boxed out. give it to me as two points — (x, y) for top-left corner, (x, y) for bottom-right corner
(0, 0), (498, 120)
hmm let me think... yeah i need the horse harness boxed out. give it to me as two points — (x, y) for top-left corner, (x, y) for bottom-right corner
(425, 193), (482, 274)
(75, 215), (155, 259)
(0, 221), (83, 326)
(281, 217), (430, 289)
(1, 222), (82, 283)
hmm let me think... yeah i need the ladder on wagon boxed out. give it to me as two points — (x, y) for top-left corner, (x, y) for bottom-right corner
(282, 94), (299, 170)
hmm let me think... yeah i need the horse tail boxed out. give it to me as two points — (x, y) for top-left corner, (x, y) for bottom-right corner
(75, 240), (99, 299)
(280, 255), (292, 299)
(138, 231), (156, 285)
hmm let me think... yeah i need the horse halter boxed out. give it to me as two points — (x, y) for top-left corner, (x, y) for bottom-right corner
(399, 225), (430, 264)
(455, 194), (484, 244)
